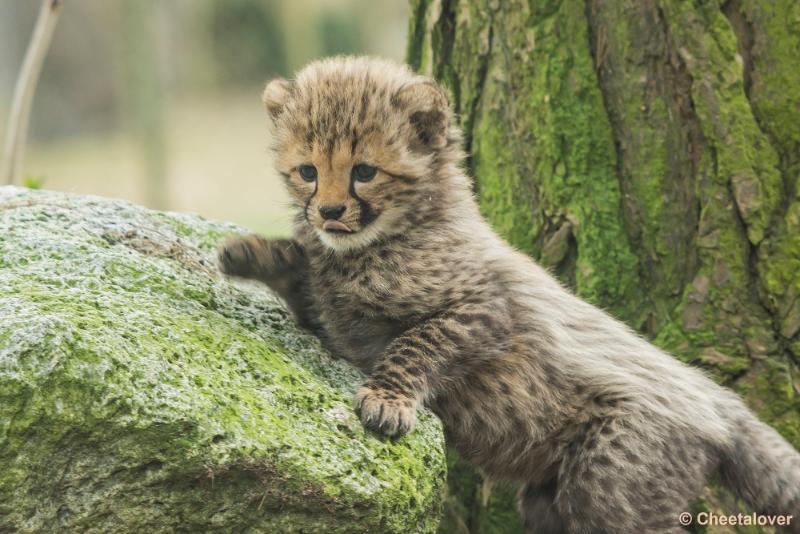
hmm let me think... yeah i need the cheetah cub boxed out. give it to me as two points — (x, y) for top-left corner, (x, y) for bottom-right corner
(219, 56), (800, 533)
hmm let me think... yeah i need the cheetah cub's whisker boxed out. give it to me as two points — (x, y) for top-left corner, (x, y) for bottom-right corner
(219, 56), (800, 533)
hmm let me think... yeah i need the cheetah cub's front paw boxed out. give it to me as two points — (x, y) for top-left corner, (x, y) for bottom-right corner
(217, 236), (258, 277)
(354, 385), (418, 437)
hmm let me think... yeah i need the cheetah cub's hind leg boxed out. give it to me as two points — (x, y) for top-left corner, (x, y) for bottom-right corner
(554, 417), (710, 533)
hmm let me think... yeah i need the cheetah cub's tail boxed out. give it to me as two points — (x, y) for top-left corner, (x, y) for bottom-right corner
(719, 403), (800, 532)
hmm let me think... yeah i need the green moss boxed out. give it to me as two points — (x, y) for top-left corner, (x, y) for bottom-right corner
(468, 1), (644, 320)
(734, 358), (800, 448)
(407, 0), (430, 73)
(758, 185), (800, 364)
(737, 0), (800, 170)
(655, 0), (799, 448)
(0, 187), (446, 532)
(472, 114), (539, 259)
(664, 0), (782, 245)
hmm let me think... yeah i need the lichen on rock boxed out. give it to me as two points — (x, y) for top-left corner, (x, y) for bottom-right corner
(0, 186), (446, 533)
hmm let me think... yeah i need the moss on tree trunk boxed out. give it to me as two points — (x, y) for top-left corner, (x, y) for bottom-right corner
(408, 0), (800, 532)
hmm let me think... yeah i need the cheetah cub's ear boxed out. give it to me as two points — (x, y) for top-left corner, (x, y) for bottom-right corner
(262, 78), (292, 122)
(394, 81), (451, 151)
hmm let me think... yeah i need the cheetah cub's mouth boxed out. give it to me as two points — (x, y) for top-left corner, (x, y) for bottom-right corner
(322, 220), (353, 233)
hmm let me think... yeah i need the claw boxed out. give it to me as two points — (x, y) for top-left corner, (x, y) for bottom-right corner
(353, 385), (417, 438)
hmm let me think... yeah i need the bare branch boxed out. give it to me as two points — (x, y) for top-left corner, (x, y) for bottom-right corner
(2, 0), (63, 186)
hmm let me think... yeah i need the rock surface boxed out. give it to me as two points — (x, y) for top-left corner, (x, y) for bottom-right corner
(0, 187), (445, 533)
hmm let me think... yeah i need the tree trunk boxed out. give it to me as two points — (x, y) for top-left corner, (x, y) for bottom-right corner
(408, 0), (800, 531)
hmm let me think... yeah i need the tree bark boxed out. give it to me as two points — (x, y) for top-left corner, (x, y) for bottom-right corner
(408, 0), (800, 531)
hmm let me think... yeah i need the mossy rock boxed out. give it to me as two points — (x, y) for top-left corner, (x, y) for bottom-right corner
(0, 186), (446, 533)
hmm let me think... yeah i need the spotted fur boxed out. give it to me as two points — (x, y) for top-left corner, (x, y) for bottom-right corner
(219, 56), (800, 533)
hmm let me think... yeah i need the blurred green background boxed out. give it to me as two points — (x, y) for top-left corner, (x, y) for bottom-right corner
(0, 0), (408, 235)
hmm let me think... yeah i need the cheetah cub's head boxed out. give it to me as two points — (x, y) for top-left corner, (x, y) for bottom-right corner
(263, 56), (462, 252)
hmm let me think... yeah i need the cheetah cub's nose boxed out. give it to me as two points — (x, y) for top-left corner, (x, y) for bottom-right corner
(319, 204), (352, 233)
(319, 204), (346, 220)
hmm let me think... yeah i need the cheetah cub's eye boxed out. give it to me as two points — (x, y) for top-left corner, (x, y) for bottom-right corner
(298, 164), (318, 182)
(352, 164), (377, 183)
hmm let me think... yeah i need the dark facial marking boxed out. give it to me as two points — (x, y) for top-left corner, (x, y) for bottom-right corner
(348, 177), (379, 227)
(303, 180), (318, 225)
